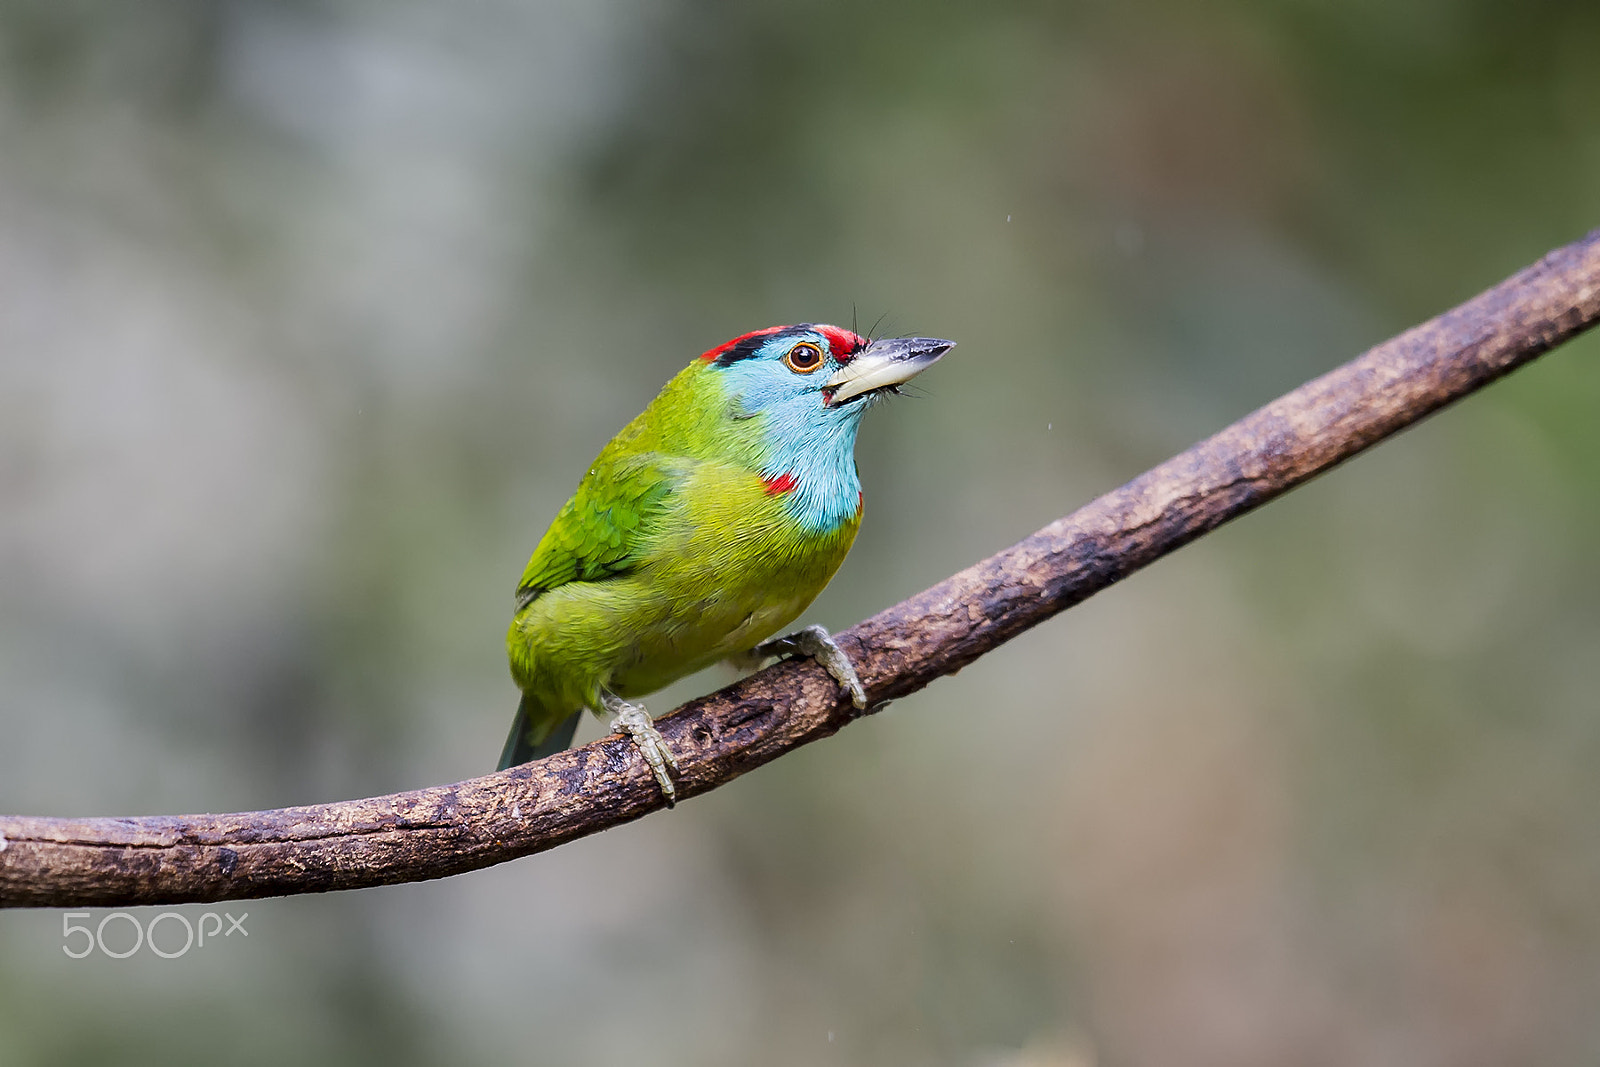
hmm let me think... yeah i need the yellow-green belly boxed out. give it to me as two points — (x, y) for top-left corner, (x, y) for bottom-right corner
(508, 462), (860, 713)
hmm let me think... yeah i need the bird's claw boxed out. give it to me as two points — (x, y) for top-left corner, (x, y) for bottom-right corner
(602, 694), (679, 806)
(756, 624), (868, 709)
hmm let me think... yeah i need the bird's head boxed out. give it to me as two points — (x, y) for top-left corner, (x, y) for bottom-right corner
(692, 324), (953, 530)
(701, 323), (953, 426)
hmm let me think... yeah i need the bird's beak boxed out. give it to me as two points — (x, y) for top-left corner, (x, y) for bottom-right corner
(823, 336), (955, 407)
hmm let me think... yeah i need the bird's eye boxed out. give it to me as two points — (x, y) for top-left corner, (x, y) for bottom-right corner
(784, 342), (824, 373)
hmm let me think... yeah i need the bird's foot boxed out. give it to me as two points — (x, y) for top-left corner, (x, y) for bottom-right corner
(601, 692), (679, 806)
(754, 624), (868, 710)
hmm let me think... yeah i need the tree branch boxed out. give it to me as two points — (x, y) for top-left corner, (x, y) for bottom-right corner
(5, 231), (1600, 909)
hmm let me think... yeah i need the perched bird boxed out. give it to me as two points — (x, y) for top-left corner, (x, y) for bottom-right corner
(500, 324), (954, 802)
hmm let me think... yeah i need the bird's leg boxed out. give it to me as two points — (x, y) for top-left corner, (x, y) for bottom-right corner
(749, 624), (868, 710)
(599, 691), (679, 806)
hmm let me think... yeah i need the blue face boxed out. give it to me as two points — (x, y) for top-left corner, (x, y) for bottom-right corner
(707, 325), (875, 533)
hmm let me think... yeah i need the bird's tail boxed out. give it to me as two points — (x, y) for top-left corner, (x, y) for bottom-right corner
(497, 691), (582, 771)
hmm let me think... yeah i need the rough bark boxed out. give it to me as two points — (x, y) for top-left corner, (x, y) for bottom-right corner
(4, 230), (1599, 908)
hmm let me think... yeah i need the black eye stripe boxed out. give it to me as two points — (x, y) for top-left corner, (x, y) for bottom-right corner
(709, 326), (811, 367)
(708, 324), (850, 367)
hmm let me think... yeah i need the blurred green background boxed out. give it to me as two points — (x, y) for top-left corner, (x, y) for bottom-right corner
(3, 1), (1599, 1064)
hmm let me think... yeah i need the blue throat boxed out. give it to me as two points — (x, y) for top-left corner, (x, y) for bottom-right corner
(713, 356), (870, 534)
(758, 401), (865, 533)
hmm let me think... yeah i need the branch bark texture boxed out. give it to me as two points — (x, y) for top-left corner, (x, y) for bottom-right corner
(5, 230), (1600, 908)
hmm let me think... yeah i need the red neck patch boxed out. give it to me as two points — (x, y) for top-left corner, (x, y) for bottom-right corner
(763, 471), (799, 496)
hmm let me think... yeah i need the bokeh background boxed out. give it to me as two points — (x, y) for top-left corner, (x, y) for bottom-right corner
(3, 1), (1599, 1064)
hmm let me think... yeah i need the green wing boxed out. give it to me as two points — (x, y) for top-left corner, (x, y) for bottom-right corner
(515, 451), (682, 611)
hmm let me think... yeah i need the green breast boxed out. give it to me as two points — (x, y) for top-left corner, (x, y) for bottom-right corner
(607, 459), (861, 695)
(509, 456), (861, 708)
